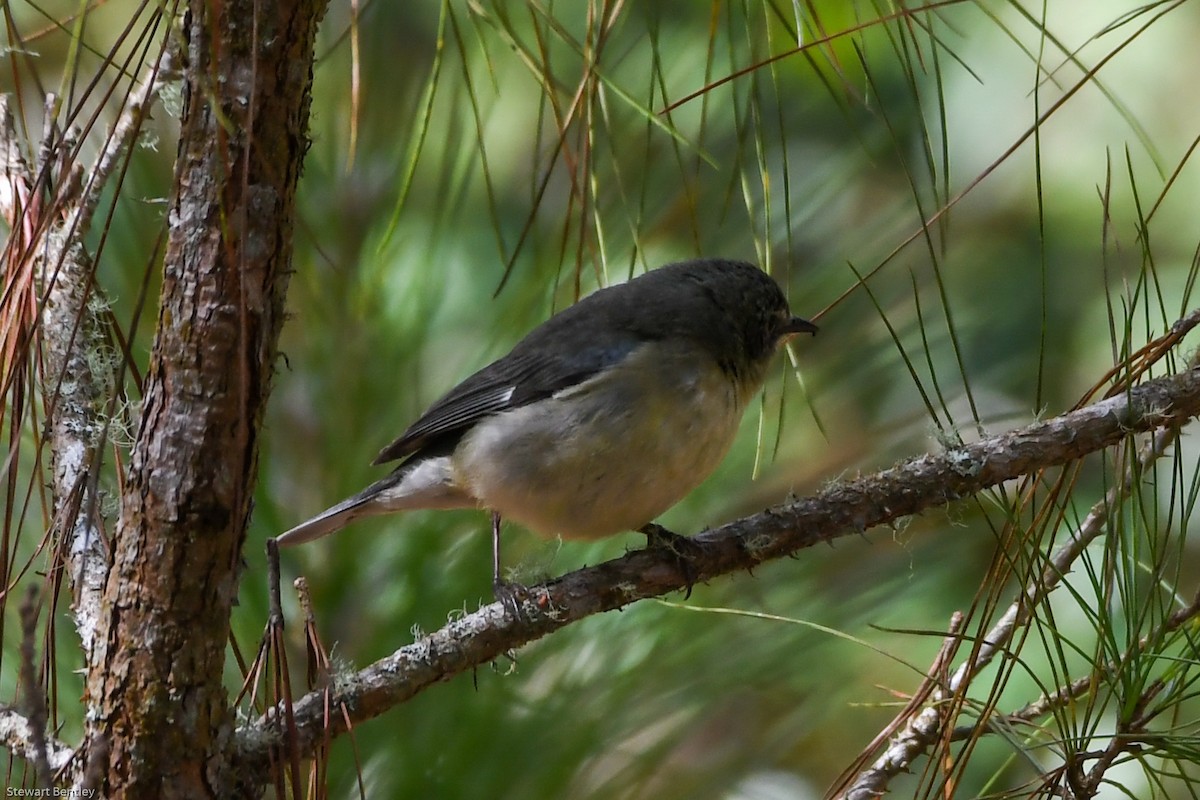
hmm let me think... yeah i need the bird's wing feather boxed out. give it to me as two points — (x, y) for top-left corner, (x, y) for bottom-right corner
(372, 328), (647, 465)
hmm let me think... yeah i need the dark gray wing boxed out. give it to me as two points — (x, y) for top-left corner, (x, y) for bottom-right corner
(371, 259), (761, 466)
(371, 325), (648, 465)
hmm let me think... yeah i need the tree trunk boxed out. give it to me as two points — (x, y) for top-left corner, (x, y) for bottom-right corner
(79, 2), (326, 796)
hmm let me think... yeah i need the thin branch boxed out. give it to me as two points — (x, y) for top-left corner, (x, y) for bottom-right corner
(837, 398), (1185, 800)
(237, 362), (1200, 766)
(0, 32), (179, 780)
(18, 586), (50, 789)
(38, 230), (109, 661)
(948, 588), (1200, 745)
(0, 705), (73, 775)
(0, 96), (32, 221)
(1, 40), (176, 665)
(68, 40), (178, 238)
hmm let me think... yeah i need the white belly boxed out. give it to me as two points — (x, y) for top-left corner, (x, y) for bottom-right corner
(451, 342), (748, 539)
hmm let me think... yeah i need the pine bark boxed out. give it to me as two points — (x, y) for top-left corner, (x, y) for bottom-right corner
(79, 2), (326, 796)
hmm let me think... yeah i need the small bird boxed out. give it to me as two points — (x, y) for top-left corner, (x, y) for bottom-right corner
(275, 258), (817, 601)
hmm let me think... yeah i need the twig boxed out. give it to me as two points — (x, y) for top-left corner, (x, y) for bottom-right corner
(837, 403), (1185, 800)
(0, 43), (178, 785)
(949, 585), (1200, 742)
(267, 538), (283, 627)
(1, 42), (177, 664)
(0, 96), (32, 221)
(68, 40), (177, 237)
(18, 586), (50, 789)
(0, 704), (74, 776)
(236, 363), (1200, 766)
(830, 613), (967, 795)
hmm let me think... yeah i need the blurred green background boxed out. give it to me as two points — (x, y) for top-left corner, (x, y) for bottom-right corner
(6, 1), (1200, 797)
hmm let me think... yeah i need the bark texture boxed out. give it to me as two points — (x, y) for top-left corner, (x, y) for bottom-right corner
(80, 2), (326, 796)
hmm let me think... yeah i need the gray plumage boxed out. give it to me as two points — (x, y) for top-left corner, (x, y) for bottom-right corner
(276, 258), (816, 546)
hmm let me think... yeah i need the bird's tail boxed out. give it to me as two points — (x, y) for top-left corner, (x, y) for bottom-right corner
(273, 456), (469, 546)
(273, 490), (376, 546)
(274, 473), (408, 546)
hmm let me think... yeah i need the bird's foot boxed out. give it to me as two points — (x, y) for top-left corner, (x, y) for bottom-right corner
(493, 577), (534, 619)
(638, 523), (702, 599)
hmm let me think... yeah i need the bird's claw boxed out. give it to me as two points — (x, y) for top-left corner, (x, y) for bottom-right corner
(493, 577), (533, 619)
(638, 523), (702, 599)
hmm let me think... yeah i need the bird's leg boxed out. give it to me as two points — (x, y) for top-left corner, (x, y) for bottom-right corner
(491, 510), (503, 590)
(639, 522), (690, 551)
(491, 511), (529, 617)
(638, 523), (702, 599)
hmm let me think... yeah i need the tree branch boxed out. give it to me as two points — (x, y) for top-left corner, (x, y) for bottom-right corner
(238, 364), (1200, 766)
(0, 705), (73, 776)
(949, 583), (1200, 745)
(837, 376), (1191, 799)
(0, 39), (176, 664)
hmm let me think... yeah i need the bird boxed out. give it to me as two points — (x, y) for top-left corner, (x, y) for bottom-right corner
(274, 258), (817, 603)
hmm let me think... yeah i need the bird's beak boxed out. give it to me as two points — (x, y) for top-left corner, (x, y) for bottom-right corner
(778, 316), (818, 340)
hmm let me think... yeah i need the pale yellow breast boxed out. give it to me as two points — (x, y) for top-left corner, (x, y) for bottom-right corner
(452, 341), (751, 539)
